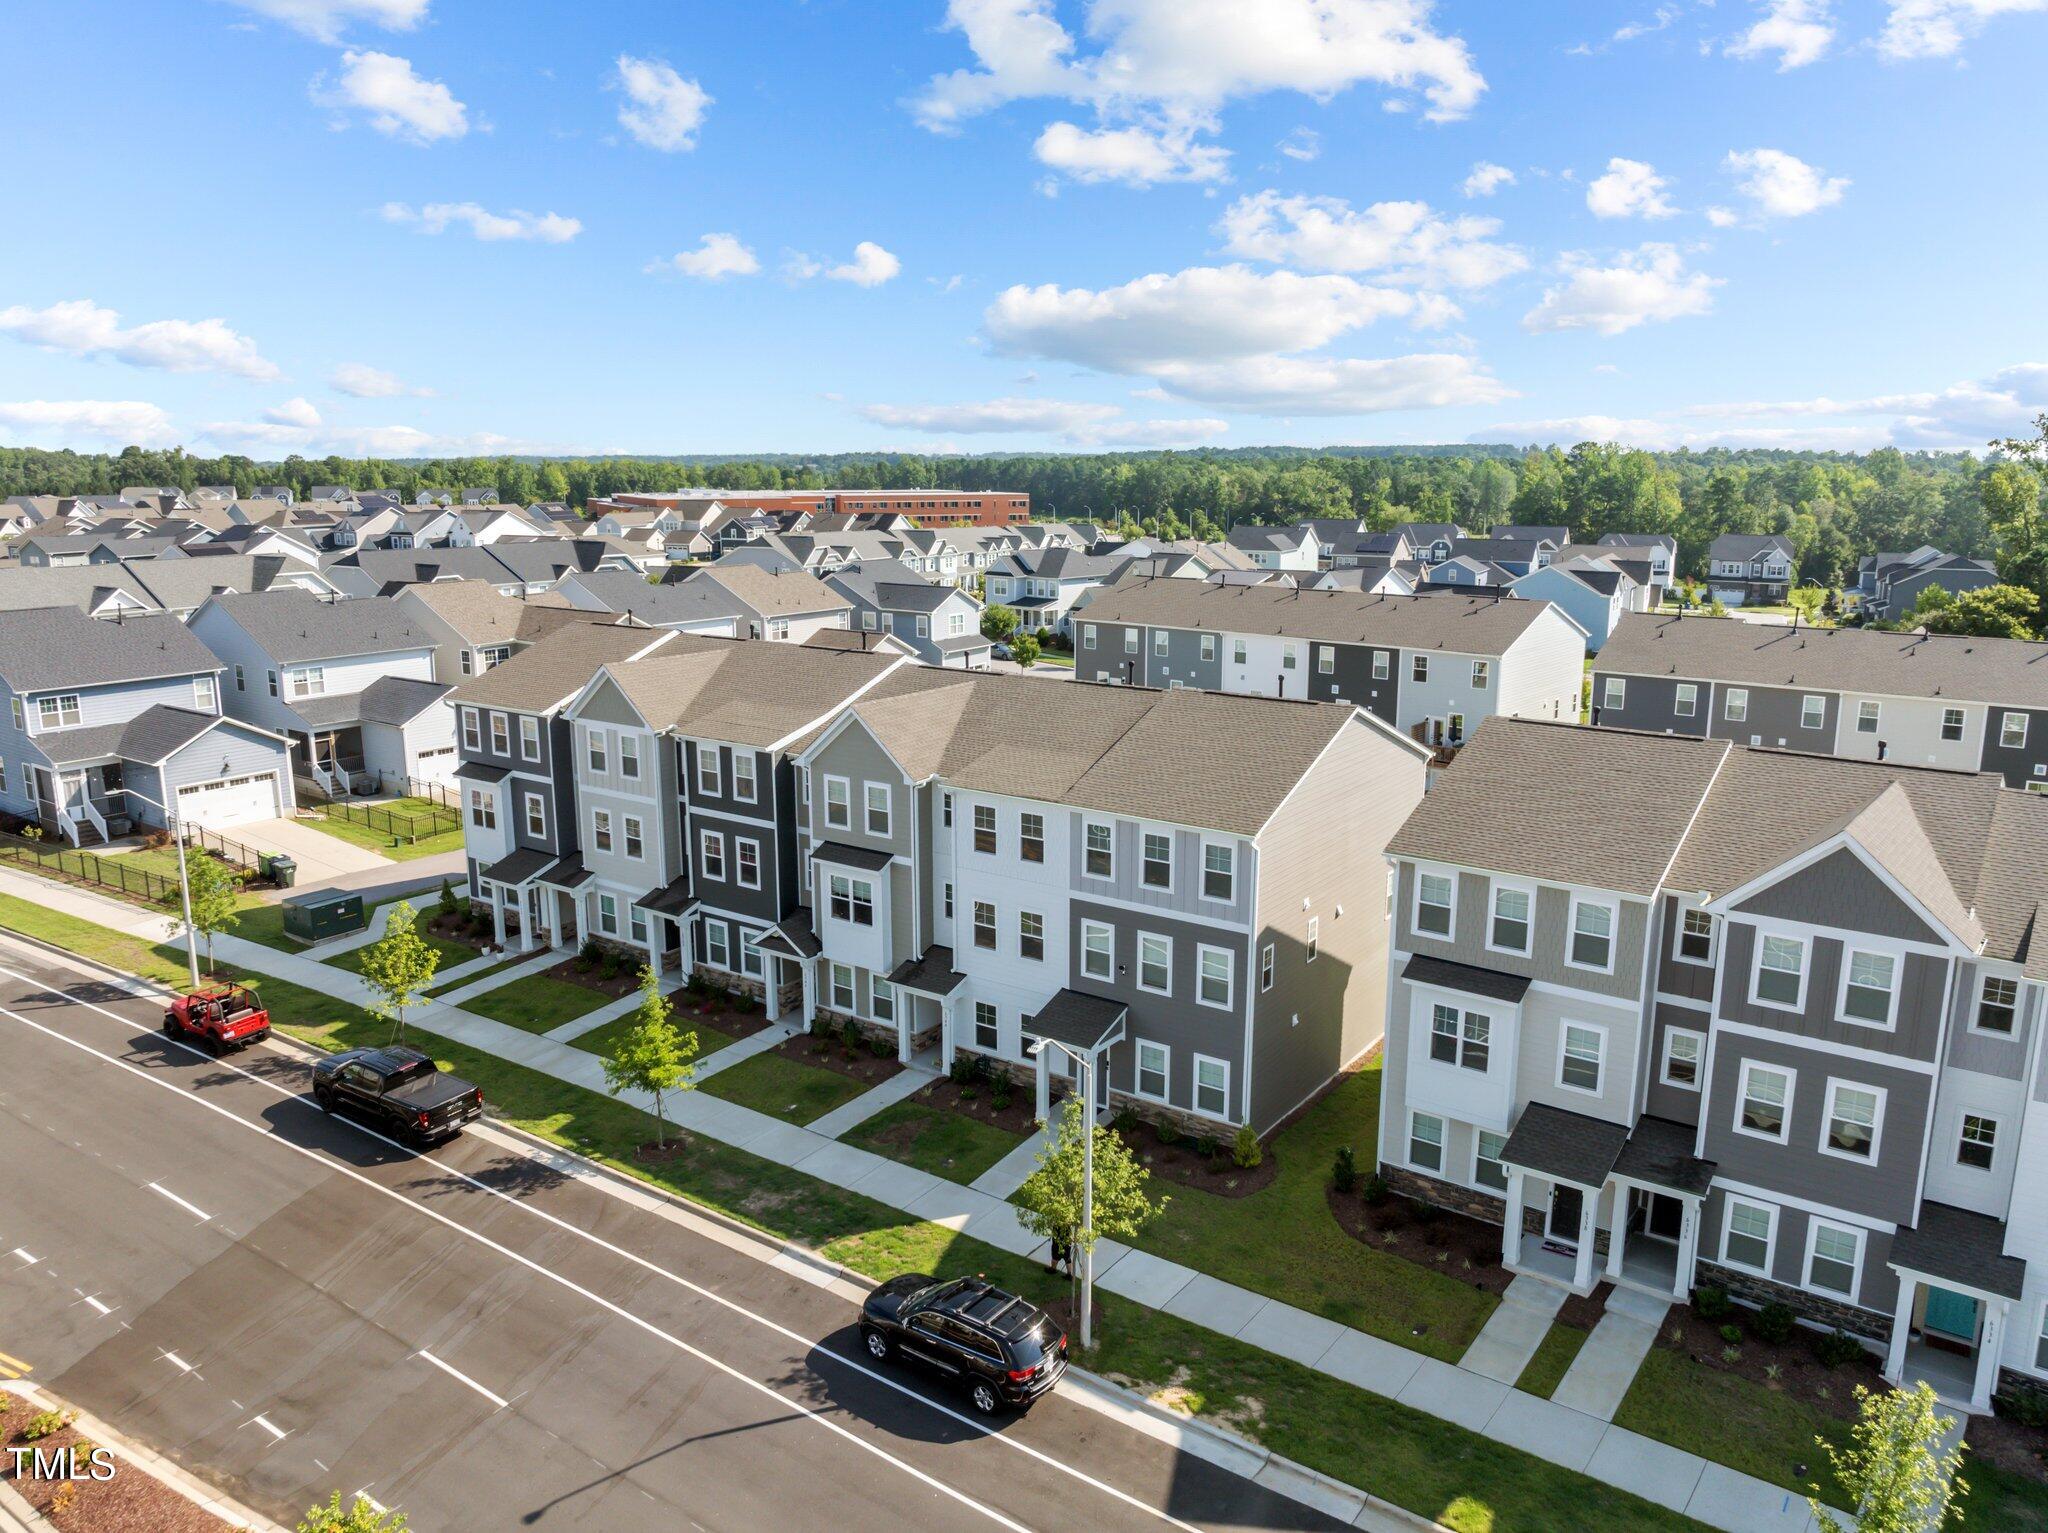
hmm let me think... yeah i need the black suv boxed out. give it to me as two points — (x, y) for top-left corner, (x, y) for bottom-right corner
(859, 1275), (1067, 1415)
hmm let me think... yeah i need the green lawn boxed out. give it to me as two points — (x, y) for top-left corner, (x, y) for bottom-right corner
(0, 889), (1713, 1533)
(426, 949), (528, 994)
(1515, 1323), (1591, 1399)
(698, 1049), (871, 1125)
(1960, 1458), (2048, 1531)
(324, 928), (476, 977)
(569, 1012), (741, 1061)
(1616, 1345), (1852, 1507)
(841, 1098), (1026, 1184)
(1128, 1059), (1500, 1361)
(305, 801), (465, 862)
(462, 972), (615, 1033)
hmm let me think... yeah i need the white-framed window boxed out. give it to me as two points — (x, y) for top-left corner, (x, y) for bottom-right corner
(1415, 870), (1455, 938)
(731, 751), (756, 803)
(870, 977), (894, 1024)
(1488, 883), (1531, 954)
(1081, 920), (1113, 980)
(1018, 909), (1045, 961)
(830, 962), (855, 1011)
(1857, 700), (1881, 735)
(1136, 1040), (1169, 1101)
(941, 881), (951, 917)
(1202, 841), (1234, 901)
(972, 803), (997, 854)
(1661, 1027), (1703, 1088)
(861, 610), (877, 631)
(1959, 1113), (1998, 1171)
(1721, 1197), (1775, 1275)
(1559, 1022), (1604, 1094)
(973, 899), (997, 950)
(1797, 694), (1825, 730)
(194, 674), (217, 711)
(523, 792), (546, 838)
(1429, 1002), (1491, 1071)
(698, 828), (724, 880)
(1602, 677), (1626, 712)
(1675, 905), (1715, 964)
(1202, 633), (1218, 663)
(1941, 707), (1965, 743)
(827, 873), (875, 927)
(696, 746), (721, 796)
(2037, 1307), (2048, 1373)
(1821, 1079), (1883, 1161)
(1083, 819), (1113, 879)
(1411, 654), (1428, 683)
(1472, 659), (1490, 689)
(591, 808), (614, 852)
(1725, 688), (1749, 722)
(1752, 932), (1808, 1010)
(1975, 973), (2019, 1035)
(1736, 1061), (1794, 1141)
(739, 929), (765, 978)
(1141, 830), (1172, 890)
(1260, 942), (1275, 992)
(1283, 644), (1299, 672)
(619, 733), (641, 780)
(462, 708), (481, 750)
(1838, 948), (1899, 1028)
(483, 711), (505, 755)
(1306, 915), (1319, 962)
(1020, 811), (1044, 863)
(941, 791), (952, 827)
(1124, 629), (1139, 655)
(598, 893), (620, 937)
(1082, 625), (1097, 650)
(1408, 1110), (1445, 1173)
(468, 787), (496, 830)
(1197, 945), (1233, 1009)
(1805, 1221), (1861, 1299)
(1317, 646), (1334, 675)
(289, 666), (325, 699)
(36, 694), (80, 729)
(267, 669), (278, 697)
(972, 999), (999, 1050)
(1475, 1130), (1509, 1192)
(1232, 638), (1248, 666)
(519, 714), (540, 762)
(865, 782), (891, 837)
(1137, 933), (1172, 994)
(1152, 630), (1169, 657)
(233, 663), (245, 693)
(736, 838), (761, 889)
(823, 775), (849, 829)
(1567, 896), (1616, 972)
(1193, 1055), (1230, 1119)
(2003, 713), (2029, 750)
(630, 905), (647, 945)
(1675, 681), (1697, 717)
(587, 729), (607, 774)
(1371, 651), (1390, 681)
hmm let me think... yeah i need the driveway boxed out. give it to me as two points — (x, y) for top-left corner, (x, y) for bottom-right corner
(231, 816), (392, 881)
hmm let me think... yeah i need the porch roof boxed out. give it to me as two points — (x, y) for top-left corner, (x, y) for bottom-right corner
(1613, 1114), (1717, 1197)
(536, 852), (594, 890)
(634, 873), (696, 917)
(484, 846), (553, 887)
(1025, 989), (1128, 1054)
(1401, 953), (1531, 1005)
(888, 944), (965, 996)
(1890, 1202), (2026, 1302)
(812, 840), (893, 873)
(1500, 1102), (1630, 1191)
(754, 907), (821, 959)
(455, 760), (512, 784)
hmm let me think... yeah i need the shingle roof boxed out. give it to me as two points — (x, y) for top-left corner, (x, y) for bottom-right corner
(595, 638), (903, 748)
(692, 562), (850, 618)
(1077, 577), (1561, 656)
(1501, 1102), (1631, 1189)
(1709, 533), (1794, 560)
(0, 606), (221, 692)
(1890, 1202), (2025, 1300)
(357, 675), (453, 726)
(1598, 612), (2048, 709)
(204, 590), (433, 663)
(397, 581), (542, 642)
(1613, 1116), (1716, 1197)
(448, 621), (664, 713)
(1401, 954), (1532, 1004)
(562, 569), (745, 627)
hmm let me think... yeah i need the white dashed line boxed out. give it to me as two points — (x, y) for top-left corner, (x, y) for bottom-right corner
(161, 1352), (193, 1373)
(246, 1414), (287, 1442)
(80, 1295), (112, 1316)
(414, 1348), (509, 1410)
(10, 1248), (37, 1265)
(146, 1182), (211, 1222)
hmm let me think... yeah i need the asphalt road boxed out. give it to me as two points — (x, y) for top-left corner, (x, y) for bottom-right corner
(0, 935), (1346, 1533)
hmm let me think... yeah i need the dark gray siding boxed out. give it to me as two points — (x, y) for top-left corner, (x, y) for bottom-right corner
(683, 740), (777, 827)
(1717, 922), (1946, 1062)
(1706, 682), (1837, 752)
(1147, 626), (1222, 690)
(1311, 642), (1400, 725)
(1701, 1187), (1900, 1319)
(1733, 848), (1942, 946)
(689, 817), (779, 923)
(1589, 672), (1709, 736)
(1946, 960), (2030, 1080)
(1393, 863), (1648, 1005)
(1076, 621), (1144, 684)
(1654, 897), (1716, 1003)
(1979, 705), (2048, 789)
(1644, 1000), (1709, 1125)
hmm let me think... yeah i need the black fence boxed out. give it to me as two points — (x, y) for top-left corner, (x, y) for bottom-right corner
(180, 821), (265, 871)
(0, 828), (179, 904)
(321, 798), (460, 845)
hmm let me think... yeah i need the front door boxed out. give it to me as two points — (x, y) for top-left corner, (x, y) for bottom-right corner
(1646, 1192), (1683, 1241)
(1549, 1185), (1585, 1244)
(1923, 1287), (1980, 1347)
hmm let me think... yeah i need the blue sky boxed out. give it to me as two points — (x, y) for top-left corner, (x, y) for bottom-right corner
(3, 0), (2045, 458)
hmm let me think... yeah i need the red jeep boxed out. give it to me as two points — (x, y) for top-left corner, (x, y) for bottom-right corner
(163, 983), (271, 1053)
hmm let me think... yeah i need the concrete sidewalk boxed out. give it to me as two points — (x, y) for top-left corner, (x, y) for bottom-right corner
(805, 1056), (939, 1138)
(1554, 1287), (1671, 1421)
(0, 868), (1828, 1533)
(1460, 1276), (1566, 1384)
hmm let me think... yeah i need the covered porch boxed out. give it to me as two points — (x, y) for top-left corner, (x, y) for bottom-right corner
(1499, 1102), (1627, 1296)
(886, 945), (964, 1067)
(753, 909), (821, 1025)
(1021, 989), (1127, 1123)
(1602, 1116), (1714, 1302)
(1884, 1202), (2026, 1414)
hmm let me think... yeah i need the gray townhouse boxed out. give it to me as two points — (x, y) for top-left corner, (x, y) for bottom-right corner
(1071, 578), (1587, 753)
(0, 606), (295, 839)
(392, 581), (602, 684)
(790, 668), (1431, 1131)
(1590, 612), (2048, 789)
(1224, 523), (1321, 572)
(1857, 546), (1999, 621)
(822, 562), (991, 668)
(1707, 533), (1797, 606)
(985, 546), (1136, 636)
(1381, 715), (2048, 1415)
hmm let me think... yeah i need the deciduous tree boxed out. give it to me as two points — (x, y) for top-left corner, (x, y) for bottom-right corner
(602, 965), (696, 1147)
(1014, 1097), (1165, 1323)
(1809, 1381), (1965, 1533)
(359, 901), (439, 1044)
(179, 850), (240, 976)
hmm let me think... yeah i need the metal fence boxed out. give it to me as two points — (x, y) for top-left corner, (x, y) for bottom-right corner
(180, 821), (265, 871)
(0, 828), (179, 903)
(378, 771), (459, 812)
(320, 798), (460, 845)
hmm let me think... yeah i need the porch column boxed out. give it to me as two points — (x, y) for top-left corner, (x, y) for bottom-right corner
(1604, 1183), (1628, 1282)
(1035, 1048), (1052, 1124)
(1573, 1188), (1598, 1293)
(491, 887), (508, 948)
(939, 998), (955, 1072)
(897, 1000), (913, 1066)
(766, 958), (784, 1023)
(1502, 1171), (1526, 1268)
(799, 959), (816, 1028)
(1884, 1277), (1917, 1384)
(520, 887), (538, 953)
(645, 915), (662, 978)
(1674, 1197), (1700, 1299)
(1972, 1300), (2009, 1413)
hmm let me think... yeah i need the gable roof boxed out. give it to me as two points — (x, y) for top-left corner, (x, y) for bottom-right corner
(1709, 532), (1795, 560)
(691, 562), (849, 617)
(200, 590), (432, 663)
(448, 620), (665, 713)
(591, 637), (903, 748)
(0, 607), (221, 692)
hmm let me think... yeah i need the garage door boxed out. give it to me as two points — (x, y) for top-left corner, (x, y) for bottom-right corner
(176, 771), (280, 829)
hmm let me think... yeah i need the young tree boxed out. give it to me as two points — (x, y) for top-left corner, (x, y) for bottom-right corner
(1809, 1381), (1966, 1533)
(1916, 583), (2041, 640)
(298, 1490), (409, 1532)
(1011, 632), (1041, 668)
(359, 900), (440, 1044)
(1014, 1097), (1166, 1323)
(601, 964), (697, 1147)
(179, 851), (240, 977)
(1786, 585), (1829, 625)
(980, 602), (1018, 643)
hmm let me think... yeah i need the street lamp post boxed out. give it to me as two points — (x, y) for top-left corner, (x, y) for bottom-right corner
(123, 786), (202, 990)
(1029, 1038), (1096, 1349)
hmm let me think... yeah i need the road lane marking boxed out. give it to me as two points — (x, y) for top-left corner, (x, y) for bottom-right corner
(0, 1000), (1033, 1533)
(146, 1182), (211, 1222)
(0, 955), (1207, 1533)
(79, 1294), (112, 1317)
(0, 1351), (29, 1379)
(161, 1352), (193, 1373)
(245, 1414), (288, 1441)
(9, 1249), (37, 1265)
(414, 1349), (509, 1410)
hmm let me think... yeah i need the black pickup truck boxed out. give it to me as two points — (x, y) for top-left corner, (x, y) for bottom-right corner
(311, 1045), (484, 1145)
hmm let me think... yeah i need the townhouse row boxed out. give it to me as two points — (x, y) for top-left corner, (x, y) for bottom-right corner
(450, 621), (1432, 1133)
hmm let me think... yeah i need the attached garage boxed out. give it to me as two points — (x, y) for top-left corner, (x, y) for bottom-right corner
(176, 770), (283, 828)
(115, 707), (299, 833)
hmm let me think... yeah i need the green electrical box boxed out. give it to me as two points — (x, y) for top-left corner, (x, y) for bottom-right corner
(282, 887), (365, 944)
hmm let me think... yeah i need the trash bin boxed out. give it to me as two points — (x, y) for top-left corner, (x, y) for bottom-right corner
(282, 886), (361, 942)
(271, 854), (298, 889)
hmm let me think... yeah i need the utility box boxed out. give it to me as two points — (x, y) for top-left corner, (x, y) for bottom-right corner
(282, 887), (363, 944)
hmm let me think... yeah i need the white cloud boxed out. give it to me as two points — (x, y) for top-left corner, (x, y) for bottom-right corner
(1522, 244), (1720, 335)
(221, 0), (427, 44)
(1032, 121), (1229, 185)
(1278, 127), (1321, 162)
(1217, 191), (1527, 288)
(826, 242), (902, 287)
(329, 361), (431, 398)
(197, 417), (523, 457)
(0, 399), (177, 448)
(1146, 354), (1511, 415)
(1586, 157), (1678, 219)
(858, 396), (1226, 446)
(1477, 414), (1890, 451)
(319, 50), (467, 142)
(614, 54), (710, 151)
(1705, 205), (1741, 227)
(1462, 161), (1515, 197)
(1726, 0), (1836, 69)
(1723, 148), (1848, 218)
(1685, 363), (2048, 447)
(380, 201), (582, 242)
(264, 397), (323, 428)
(0, 298), (280, 380)
(1878, 0), (2048, 59)
(650, 233), (761, 280)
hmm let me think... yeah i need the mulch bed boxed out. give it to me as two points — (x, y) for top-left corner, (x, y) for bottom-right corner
(1327, 1185), (1516, 1297)
(780, 1029), (905, 1086)
(1558, 1281), (1613, 1330)
(425, 909), (494, 953)
(1, 1403), (230, 1533)
(1654, 1299), (1883, 1419)
(669, 991), (775, 1041)
(542, 955), (645, 1000)
(630, 1133), (700, 1166)
(1114, 1123), (1279, 1199)
(1970, 1410), (2048, 1480)
(910, 1075), (1041, 1136)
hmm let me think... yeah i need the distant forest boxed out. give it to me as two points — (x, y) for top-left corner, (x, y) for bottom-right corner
(0, 439), (2022, 586)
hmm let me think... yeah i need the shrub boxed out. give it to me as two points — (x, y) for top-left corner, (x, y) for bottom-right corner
(1155, 1117), (1181, 1146)
(1232, 1124), (1262, 1169)
(1112, 1106), (1138, 1133)
(1813, 1328), (1867, 1369)
(1720, 1345), (1742, 1365)
(961, 1083), (978, 1100)
(685, 970), (709, 997)
(599, 953), (622, 980)
(1693, 1284), (1733, 1321)
(1719, 1322), (1744, 1346)
(949, 1054), (980, 1085)
(578, 938), (604, 971)
(1194, 1134), (1219, 1160)
(868, 1035), (893, 1059)
(1754, 1302), (1796, 1345)
(1360, 1170), (1389, 1206)
(841, 1018), (861, 1051)
(1407, 1195), (1440, 1226)
(734, 991), (759, 1014)
(813, 1013), (836, 1040)
(1998, 1389), (2048, 1430)
(20, 1409), (73, 1441)
(990, 1080), (1013, 1109)
(437, 880), (458, 918)
(1332, 1144), (1358, 1193)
